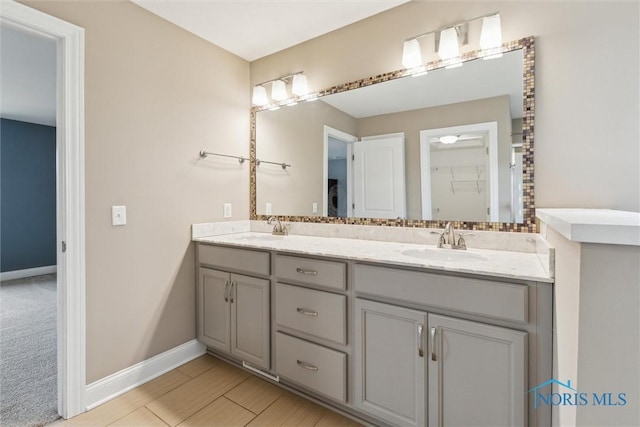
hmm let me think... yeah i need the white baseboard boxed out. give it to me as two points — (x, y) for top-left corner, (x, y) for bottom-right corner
(0, 265), (57, 281)
(85, 339), (206, 410)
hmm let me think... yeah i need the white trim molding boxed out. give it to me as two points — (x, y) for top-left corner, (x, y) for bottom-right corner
(0, 265), (57, 281)
(86, 340), (206, 410)
(0, 0), (86, 419)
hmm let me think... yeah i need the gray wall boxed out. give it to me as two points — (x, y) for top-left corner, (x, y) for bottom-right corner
(0, 118), (56, 272)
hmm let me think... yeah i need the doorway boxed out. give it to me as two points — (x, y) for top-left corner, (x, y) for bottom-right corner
(1, 1), (86, 420)
(419, 122), (499, 222)
(323, 126), (357, 217)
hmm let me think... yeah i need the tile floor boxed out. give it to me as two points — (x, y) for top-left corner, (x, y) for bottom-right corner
(52, 355), (363, 427)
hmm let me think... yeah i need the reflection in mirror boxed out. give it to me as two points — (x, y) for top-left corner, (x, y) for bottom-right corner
(255, 44), (530, 226)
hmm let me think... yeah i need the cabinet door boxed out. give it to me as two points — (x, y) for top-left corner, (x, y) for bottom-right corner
(198, 268), (231, 353)
(230, 273), (270, 369)
(354, 298), (426, 427)
(428, 314), (527, 427)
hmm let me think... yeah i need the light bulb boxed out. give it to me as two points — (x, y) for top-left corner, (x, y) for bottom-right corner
(402, 39), (422, 68)
(480, 14), (502, 50)
(439, 135), (458, 144)
(271, 80), (287, 101)
(292, 74), (308, 96)
(438, 27), (459, 60)
(251, 85), (268, 106)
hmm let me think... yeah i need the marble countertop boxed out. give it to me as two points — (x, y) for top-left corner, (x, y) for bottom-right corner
(193, 230), (553, 283)
(536, 208), (640, 246)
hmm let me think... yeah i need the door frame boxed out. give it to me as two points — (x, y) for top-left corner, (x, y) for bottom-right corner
(419, 122), (499, 221)
(1, 1), (86, 418)
(323, 125), (357, 217)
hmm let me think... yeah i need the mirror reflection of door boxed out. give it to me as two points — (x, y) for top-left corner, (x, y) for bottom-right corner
(420, 122), (499, 222)
(353, 133), (407, 219)
(323, 126), (357, 217)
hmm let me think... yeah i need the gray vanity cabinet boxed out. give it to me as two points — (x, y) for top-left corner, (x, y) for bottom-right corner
(198, 267), (270, 370)
(354, 298), (426, 427)
(354, 299), (528, 427)
(428, 314), (527, 427)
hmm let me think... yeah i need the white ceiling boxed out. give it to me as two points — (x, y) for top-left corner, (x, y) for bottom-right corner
(0, 24), (57, 126)
(132, 0), (410, 62)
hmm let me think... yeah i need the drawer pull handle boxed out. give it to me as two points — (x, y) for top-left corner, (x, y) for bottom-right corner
(296, 267), (318, 276)
(430, 327), (437, 362)
(296, 360), (319, 371)
(296, 307), (319, 317)
(417, 324), (424, 357)
(229, 282), (235, 304)
(224, 281), (230, 302)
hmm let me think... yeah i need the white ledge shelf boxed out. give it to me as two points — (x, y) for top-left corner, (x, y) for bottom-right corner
(536, 208), (640, 246)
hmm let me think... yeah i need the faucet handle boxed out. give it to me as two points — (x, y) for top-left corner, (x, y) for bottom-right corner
(456, 235), (468, 250)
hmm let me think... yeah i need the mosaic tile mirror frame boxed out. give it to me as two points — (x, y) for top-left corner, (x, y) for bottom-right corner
(250, 36), (535, 233)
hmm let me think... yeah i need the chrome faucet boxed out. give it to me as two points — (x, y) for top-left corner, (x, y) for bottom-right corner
(267, 216), (287, 235)
(437, 222), (469, 250)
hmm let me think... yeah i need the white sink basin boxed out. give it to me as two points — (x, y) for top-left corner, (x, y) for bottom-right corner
(401, 248), (488, 262)
(232, 234), (285, 242)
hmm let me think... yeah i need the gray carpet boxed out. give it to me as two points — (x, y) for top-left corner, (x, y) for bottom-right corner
(0, 274), (60, 427)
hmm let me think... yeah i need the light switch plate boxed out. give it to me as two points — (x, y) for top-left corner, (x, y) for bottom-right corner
(223, 203), (232, 218)
(112, 206), (127, 226)
(312, 202), (318, 214)
(266, 203), (272, 215)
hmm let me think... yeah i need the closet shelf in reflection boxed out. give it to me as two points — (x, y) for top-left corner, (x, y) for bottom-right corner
(432, 165), (485, 179)
(450, 179), (486, 194)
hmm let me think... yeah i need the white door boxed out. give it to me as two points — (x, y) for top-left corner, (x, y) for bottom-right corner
(353, 134), (406, 219)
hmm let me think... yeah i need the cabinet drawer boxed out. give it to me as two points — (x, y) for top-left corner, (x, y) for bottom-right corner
(198, 244), (270, 276)
(275, 332), (347, 402)
(275, 255), (346, 290)
(354, 264), (528, 323)
(275, 283), (346, 344)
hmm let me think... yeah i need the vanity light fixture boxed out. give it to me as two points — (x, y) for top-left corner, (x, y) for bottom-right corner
(401, 12), (503, 70)
(251, 71), (310, 106)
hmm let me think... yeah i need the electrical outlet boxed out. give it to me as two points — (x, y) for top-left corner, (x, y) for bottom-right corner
(266, 203), (272, 215)
(312, 202), (318, 214)
(223, 203), (232, 218)
(112, 206), (127, 226)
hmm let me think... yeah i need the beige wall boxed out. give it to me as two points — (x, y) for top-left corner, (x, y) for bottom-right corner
(251, 1), (640, 213)
(22, 0), (250, 383)
(256, 100), (357, 216)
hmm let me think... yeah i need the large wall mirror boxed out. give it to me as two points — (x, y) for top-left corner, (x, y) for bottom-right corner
(250, 37), (535, 232)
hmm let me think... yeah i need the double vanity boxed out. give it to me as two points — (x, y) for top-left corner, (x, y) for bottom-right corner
(192, 221), (554, 427)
